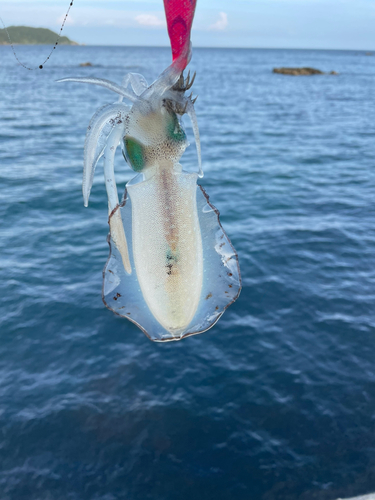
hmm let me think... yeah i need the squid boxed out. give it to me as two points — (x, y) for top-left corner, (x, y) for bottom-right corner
(58, 9), (241, 342)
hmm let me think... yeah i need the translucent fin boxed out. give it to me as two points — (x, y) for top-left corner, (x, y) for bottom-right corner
(83, 102), (129, 207)
(57, 77), (137, 102)
(103, 176), (241, 342)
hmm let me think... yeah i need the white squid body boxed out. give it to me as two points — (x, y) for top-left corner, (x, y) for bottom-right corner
(58, 59), (241, 341)
(129, 169), (203, 334)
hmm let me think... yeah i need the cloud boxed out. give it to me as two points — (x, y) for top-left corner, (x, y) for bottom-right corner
(209, 12), (228, 31)
(57, 14), (75, 26)
(135, 14), (165, 27)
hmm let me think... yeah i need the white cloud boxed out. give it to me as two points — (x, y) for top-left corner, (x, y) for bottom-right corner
(135, 14), (165, 27)
(209, 12), (228, 31)
(0, 3), (168, 30)
(57, 14), (75, 26)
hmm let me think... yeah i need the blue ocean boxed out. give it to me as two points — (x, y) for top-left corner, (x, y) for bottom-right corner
(1, 45), (375, 499)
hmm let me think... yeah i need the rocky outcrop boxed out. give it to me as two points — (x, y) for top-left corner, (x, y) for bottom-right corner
(273, 67), (337, 76)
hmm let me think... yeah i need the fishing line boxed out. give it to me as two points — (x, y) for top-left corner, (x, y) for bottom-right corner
(0, 0), (75, 70)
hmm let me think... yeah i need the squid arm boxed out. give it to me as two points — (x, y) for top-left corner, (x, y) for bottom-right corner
(186, 98), (203, 177)
(84, 105), (132, 274)
(103, 125), (132, 275)
(57, 53), (185, 103)
(57, 73), (148, 102)
(84, 102), (131, 273)
(83, 102), (129, 207)
(57, 76), (137, 102)
(120, 73), (148, 97)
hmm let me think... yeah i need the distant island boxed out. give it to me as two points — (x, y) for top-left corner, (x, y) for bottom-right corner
(0, 26), (77, 45)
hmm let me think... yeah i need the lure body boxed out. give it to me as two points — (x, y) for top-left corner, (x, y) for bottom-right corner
(58, 2), (241, 341)
(163, 0), (197, 68)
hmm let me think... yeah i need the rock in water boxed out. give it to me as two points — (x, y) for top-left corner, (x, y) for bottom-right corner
(273, 67), (324, 76)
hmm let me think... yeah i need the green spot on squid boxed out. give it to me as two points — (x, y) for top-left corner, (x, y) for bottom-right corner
(167, 113), (186, 143)
(124, 136), (145, 172)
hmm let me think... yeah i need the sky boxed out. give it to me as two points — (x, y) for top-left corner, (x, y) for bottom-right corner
(1, 0), (375, 50)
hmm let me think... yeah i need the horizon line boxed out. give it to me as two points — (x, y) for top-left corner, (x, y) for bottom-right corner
(85, 45), (375, 52)
(1, 44), (372, 52)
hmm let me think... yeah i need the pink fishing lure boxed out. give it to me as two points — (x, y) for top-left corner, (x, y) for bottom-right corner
(163, 0), (197, 69)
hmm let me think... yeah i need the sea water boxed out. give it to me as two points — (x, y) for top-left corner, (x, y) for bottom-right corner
(0, 45), (375, 500)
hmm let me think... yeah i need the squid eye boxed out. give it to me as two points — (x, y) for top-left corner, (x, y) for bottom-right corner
(124, 136), (145, 172)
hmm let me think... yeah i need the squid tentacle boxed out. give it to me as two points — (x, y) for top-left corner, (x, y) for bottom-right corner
(121, 73), (149, 96)
(57, 77), (137, 102)
(103, 126), (132, 275)
(83, 102), (129, 206)
(186, 98), (203, 177)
